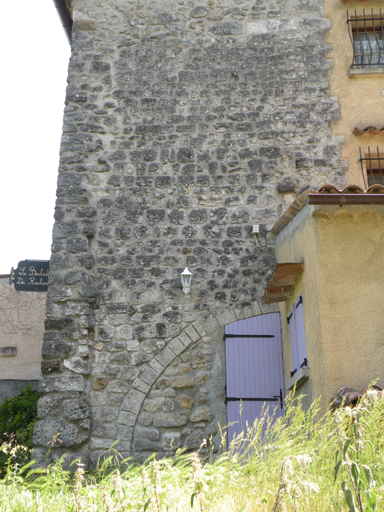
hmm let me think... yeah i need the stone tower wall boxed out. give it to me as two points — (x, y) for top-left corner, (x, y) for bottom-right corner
(34, 0), (347, 466)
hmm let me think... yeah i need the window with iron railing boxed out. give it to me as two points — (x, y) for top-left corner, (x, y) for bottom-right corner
(347, 10), (384, 68)
(360, 147), (384, 187)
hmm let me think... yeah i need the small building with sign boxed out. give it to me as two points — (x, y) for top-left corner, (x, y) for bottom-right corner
(0, 261), (49, 402)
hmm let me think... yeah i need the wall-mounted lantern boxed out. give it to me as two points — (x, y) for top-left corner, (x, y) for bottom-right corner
(180, 266), (193, 294)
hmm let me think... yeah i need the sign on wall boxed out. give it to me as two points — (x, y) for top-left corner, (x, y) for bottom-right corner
(9, 261), (49, 292)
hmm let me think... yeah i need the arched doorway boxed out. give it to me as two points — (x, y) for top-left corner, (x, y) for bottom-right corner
(225, 313), (284, 443)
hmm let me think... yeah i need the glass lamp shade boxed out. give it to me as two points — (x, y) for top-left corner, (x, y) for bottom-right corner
(180, 266), (193, 294)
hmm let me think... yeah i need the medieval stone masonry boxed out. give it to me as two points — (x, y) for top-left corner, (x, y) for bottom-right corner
(34, 0), (347, 466)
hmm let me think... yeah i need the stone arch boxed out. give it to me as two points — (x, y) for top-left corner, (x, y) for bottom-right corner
(112, 300), (277, 459)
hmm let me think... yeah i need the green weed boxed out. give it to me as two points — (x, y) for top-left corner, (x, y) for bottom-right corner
(0, 391), (383, 511)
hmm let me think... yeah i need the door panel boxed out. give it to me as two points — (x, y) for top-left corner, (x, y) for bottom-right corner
(225, 313), (284, 444)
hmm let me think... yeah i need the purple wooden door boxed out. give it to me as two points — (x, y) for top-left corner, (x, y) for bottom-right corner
(225, 313), (284, 444)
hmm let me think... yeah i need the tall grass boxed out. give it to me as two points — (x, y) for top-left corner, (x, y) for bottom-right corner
(1, 391), (384, 511)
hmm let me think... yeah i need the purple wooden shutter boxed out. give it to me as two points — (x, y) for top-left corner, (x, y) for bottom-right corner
(225, 313), (284, 443)
(288, 303), (299, 373)
(289, 296), (307, 373)
(294, 297), (307, 368)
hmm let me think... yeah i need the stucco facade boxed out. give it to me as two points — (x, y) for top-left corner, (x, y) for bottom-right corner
(325, 0), (384, 185)
(274, 193), (384, 410)
(0, 277), (45, 401)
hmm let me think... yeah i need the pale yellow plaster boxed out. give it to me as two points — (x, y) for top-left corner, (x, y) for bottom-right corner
(324, 0), (384, 186)
(0, 278), (45, 380)
(276, 203), (384, 410)
(276, 207), (328, 412)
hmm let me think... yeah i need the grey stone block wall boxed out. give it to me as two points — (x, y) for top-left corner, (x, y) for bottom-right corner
(34, 0), (347, 466)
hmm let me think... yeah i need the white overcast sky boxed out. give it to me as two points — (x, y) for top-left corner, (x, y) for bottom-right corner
(1, 2), (70, 273)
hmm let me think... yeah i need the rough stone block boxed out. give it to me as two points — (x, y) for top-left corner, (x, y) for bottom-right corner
(118, 410), (136, 427)
(42, 340), (76, 359)
(172, 376), (195, 388)
(115, 325), (133, 341)
(62, 398), (90, 420)
(33, 420), (87, 447)
(118, 426), (133, 441)
(162, 432), (181, 450)
(185, 431), (208, 449)
(149, 358), (164, 374)
(177, 331), (193, 348)
(141, 366), (159, 386)
(93, 377), (109, 391)
(190, 407), (213, 423)
(167, 337), (185, 356)
(133, 438), (162, 451)
(121, 390), (146, 414)
(108, 380), (130, 393)
(94, 326), (114, 342)
(215, 307), (237, 327)
(63, 356), (90, 375)
(39, 376), (83, 393)
(155, 346), (176, 368)
(185, 325), (200, 342)
(178, 395), (194, 409)
(93, 422), (118, 439)
(136, 426), (160, 441)
(37, 396), (61, 419)
(153, 414), (188, 428)
(240, 302), (254, 320)
(90, 437), (119, 450)
(132, 378), (150, 394)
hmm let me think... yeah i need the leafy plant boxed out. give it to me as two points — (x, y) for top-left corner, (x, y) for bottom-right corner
(334, 392), (379, 512)
(0, 384), (39, 476)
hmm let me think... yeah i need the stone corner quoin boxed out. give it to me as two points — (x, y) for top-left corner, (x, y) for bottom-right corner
(34, 0), (347, 466)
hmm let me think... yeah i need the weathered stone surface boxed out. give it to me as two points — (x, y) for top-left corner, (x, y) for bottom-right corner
(93, 422), (118, 439)
(41, 360), (62, 374)
(39, 376), (83, 393)
(37, 0), (348, 466)
(172, 376), (195, 389)
(136, 426), (160, 441)
(133, 438), (162, 451)
(62, 398), (90, 420)
(178, 395), (194, 409)
(37, 396), (61, 419)
(185, 431), (208, 450)
(63, 356), (90, 375)
(93, 378), (108, 391)
(162, 432), (181, 450)
(137, 413), (153, 426)
(153, 414), (188, 428)
(42, 340), (75, 359)
(33, 420), (87, 447)
(190, 407), (213, 423)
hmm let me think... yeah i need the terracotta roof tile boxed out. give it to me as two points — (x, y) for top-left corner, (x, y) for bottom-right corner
(316, 184), (384, 195)
(270, 184), (384, 237)
(353, 126), (384, 137)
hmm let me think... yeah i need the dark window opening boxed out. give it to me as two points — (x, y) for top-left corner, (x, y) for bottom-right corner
(360, 147), (384, 187)
(347, 9), (384, 68)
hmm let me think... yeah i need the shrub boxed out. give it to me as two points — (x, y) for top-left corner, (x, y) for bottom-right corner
(0, 384), (39, 476)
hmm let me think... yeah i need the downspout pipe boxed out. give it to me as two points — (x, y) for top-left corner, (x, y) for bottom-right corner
(52, 0), (72, 44)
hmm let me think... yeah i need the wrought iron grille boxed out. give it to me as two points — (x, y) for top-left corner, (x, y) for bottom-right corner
(360, 147), (384, 187)
(347, 10), (384, 68)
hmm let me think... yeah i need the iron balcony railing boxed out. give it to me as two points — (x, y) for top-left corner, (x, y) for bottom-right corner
(360, 147), (384, 188)
(347, 9), (384, 68)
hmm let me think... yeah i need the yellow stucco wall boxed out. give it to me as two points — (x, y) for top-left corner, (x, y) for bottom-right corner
(276, 203), (384, 410)
(0, 278), (45, 380)
(324, 0), (384, 186)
